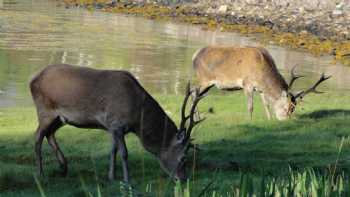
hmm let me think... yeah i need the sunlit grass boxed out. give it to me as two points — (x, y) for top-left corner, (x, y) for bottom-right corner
(0, 91), (349, 196)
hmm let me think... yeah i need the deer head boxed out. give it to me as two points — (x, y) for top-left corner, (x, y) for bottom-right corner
(159, 82), (212, 181)
(274, 65), (331, 120)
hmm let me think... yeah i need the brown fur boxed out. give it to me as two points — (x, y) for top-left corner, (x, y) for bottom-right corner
(193, 46), (290, 120)
(30, 64), (187, 182)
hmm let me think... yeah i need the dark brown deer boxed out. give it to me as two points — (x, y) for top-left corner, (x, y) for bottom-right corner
(30, 64), (211, 182)
(192, 46), (331, 120)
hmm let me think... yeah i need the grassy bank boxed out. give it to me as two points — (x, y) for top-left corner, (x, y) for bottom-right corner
(62, 0), (350, 66)
(0, 91), (349, 196)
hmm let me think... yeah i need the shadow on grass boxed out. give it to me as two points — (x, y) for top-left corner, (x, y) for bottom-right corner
(196, 109), (350, 176)
(298, 109), (350, 120)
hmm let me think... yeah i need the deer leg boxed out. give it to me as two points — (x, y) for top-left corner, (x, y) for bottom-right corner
(35, 128), (45, 177)
(245, 89), (254, 120)
(35, 115), (59, 176)
(108, 137), (118, 181)
(110, 127), (129, 182)
(260, 93), (272, 120)
(117, 135), (129, 183)
(47, 129), (68, 176)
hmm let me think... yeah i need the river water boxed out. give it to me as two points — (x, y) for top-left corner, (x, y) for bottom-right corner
(0, 0), (349, 108)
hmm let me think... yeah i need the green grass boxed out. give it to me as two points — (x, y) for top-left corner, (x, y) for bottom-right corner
(0, 90), (349, 196)
(174, 168), (349, 196)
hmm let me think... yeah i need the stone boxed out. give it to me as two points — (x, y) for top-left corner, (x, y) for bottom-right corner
(335, 2), (345, 10)
(217, 5), (228, 14)
(206, 7), (215, 14)
(332, 9), (344, 16)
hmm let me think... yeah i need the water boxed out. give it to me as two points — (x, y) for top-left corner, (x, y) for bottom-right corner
(0, 0), (349, 108)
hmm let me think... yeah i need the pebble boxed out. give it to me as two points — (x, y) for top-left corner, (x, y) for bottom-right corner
(217, 5), (227, 14)
(332, 10), (343, 16)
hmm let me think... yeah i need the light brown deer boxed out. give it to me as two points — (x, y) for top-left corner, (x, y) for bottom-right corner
(192, 46), (331, 120)
(30, 64), (211, 182)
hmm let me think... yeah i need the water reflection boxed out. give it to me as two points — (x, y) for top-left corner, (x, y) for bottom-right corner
(0, 0), (349, 108)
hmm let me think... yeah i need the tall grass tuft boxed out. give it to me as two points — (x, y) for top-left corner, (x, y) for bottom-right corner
(33, 174), (47, 197)
(173, 169), (349, 197)
(120, 181), (139, 197)
(34, 168), (348, 196)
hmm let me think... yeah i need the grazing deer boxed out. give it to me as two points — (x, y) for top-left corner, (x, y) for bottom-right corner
(30, 64), (211, 182)
(192, 46), (331, 120)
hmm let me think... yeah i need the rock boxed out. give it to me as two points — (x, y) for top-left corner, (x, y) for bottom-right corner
(300, 30), (308, 34)
(217, 5), (228, 14)
(335, 2), (345, 10)
(236, 6), (242, 11)
(332, 2), (345, 16)
(206, 7), (215, 14)
(332, 9), (344, 16)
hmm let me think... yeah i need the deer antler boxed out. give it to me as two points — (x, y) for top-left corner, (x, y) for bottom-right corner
(288, 65), (304, 90)
(179, 82), (191, 132)
(185, 88), (207, 141)
(293, 73), (331, 99)
(179, 82), (213, 143)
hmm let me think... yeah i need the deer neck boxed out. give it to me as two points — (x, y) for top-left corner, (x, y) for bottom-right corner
(135, 98), (178, 158)
(261, 76), (288, 103)
(269, 87), (287, 103)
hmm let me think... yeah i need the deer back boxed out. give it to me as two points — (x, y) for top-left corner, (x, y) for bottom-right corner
(193, 46), (288, 98)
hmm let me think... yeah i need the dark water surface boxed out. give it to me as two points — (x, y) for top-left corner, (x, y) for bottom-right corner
(0, 0), (349, 108)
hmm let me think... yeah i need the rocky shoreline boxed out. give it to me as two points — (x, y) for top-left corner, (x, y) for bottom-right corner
(201, 0), (350, 41)
(63, 0), (350, 65)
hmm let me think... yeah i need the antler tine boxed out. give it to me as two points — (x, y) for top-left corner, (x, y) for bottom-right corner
(185, 85), (214, 140)
(294, 73), (331, 99)
(179, 82), (192, 132)
(288, 65), (304, 90)
(185, 88), (202, 140)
